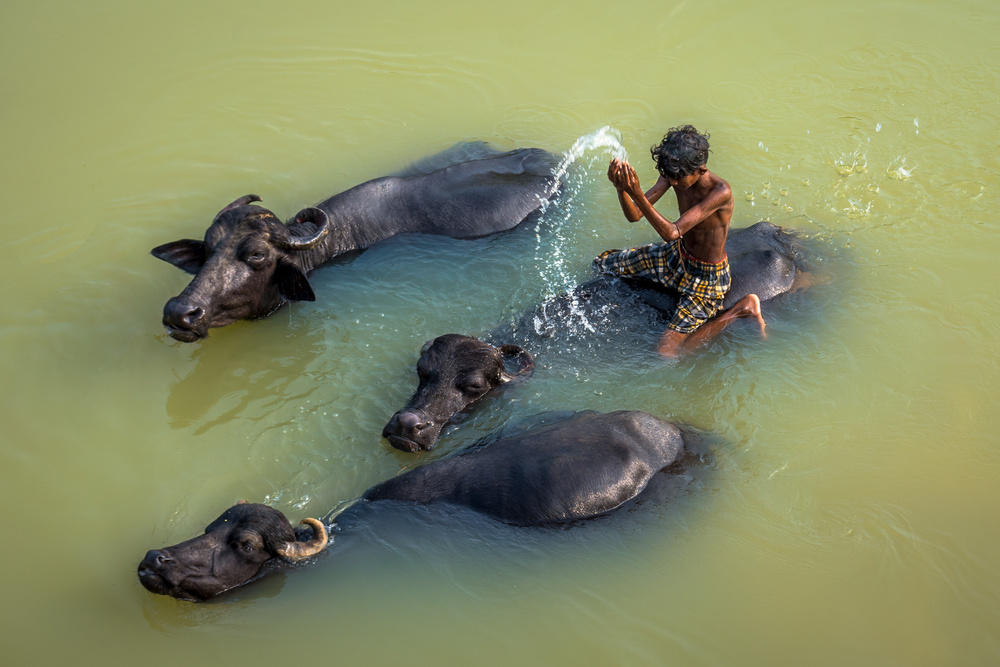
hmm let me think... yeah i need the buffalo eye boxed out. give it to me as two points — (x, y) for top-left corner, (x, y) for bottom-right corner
(235, 534), (263, 554)
(459, 377), (489, 395)
(242, 246), (270, 268)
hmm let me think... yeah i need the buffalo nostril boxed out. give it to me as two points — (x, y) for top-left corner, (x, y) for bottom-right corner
(142, 549), (172, 569)
(163, 297), (205, 329)
(395, 411), (428, 432)
(181, 307), (204, 327)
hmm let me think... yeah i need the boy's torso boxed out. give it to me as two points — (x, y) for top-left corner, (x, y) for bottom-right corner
(674, 171), (733, 263)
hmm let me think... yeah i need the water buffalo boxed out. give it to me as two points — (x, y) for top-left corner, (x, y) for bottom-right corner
(151, 144), (561, 342)
(382, 334), (534, 452)
(493, 221), (810, 357)
(377, 222), (809, 444)
(138, 409), (685, 601)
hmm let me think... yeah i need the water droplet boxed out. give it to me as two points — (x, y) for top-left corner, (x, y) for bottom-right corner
(780, 188), (788, 196)
(876, 123), (882, 132)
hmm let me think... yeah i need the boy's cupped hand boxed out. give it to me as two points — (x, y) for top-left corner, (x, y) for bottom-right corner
(608, 158), (641, 196)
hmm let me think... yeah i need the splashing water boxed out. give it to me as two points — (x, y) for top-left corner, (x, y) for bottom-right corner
(548, 125), (629, 193)
(887, 156), (916, 180)
(531, 127), (628, 335)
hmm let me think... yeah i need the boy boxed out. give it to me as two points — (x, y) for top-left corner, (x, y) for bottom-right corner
(596, 125), (765, 358)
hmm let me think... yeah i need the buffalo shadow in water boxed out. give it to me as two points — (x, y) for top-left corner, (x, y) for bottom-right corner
(163, 322), (326, 433)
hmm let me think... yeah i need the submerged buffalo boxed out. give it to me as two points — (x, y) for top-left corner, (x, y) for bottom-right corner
(151, 144), (561, 342)
(382, 334), (534, 452)
(138, 409), (685, 601)
(494, 221), (810, 357)
(378, 222), (810, 446)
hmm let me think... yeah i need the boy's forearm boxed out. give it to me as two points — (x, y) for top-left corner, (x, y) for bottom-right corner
(633, 194), (679, 241)
(617, 190), (643, 222)
(647, 216), (680, 242)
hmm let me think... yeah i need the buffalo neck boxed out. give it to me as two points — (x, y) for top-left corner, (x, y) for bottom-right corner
(286, 176), (411, 273)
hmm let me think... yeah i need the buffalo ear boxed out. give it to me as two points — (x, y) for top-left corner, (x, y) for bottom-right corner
(499, 344), (535, 382)
(151, 240), (208, 275)
(275, 261), (316, 302)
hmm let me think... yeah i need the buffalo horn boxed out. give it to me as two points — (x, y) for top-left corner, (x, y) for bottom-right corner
(213, 194), (263, 222)
(276, 518), (329, 561)
(499, 344), (534, 382)
(277, 207), (330, 251)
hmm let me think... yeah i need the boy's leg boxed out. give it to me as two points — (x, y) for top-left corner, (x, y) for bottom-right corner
(657, 294), (765, 359)
(656, 329), (690, 358)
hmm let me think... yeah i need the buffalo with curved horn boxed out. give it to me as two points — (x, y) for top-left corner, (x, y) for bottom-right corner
(151, 145), (561, 342)
(137, 501), (328, 601)
(139, 409), (685, 601)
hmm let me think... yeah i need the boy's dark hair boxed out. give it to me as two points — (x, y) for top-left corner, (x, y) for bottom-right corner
(650, 125), (711, 179)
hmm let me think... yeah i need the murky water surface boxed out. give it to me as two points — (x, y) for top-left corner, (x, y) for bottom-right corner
(2, 1), (998, 665)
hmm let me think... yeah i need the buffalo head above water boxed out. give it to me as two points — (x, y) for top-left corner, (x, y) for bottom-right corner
(151, 195), (331, 342)
(137, 502), (329, 601)
(150, 145), (562, 342)
(382, 334), (534, 452)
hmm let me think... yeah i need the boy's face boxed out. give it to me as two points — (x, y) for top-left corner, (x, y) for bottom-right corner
(666, 167), (705, 190)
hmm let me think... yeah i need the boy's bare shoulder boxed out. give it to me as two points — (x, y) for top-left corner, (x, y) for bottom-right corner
(706, 171), (734, 213)
(705, 169), (732, 195)
(689, 170), (732, 210)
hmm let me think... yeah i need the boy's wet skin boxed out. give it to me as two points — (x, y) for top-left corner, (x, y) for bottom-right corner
(600, 126), (765, 358)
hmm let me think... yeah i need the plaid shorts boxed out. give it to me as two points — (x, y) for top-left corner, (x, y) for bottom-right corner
(594, 239), (731, 334)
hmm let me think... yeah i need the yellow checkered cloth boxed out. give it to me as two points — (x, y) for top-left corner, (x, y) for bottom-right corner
(594, 239), (731, 334)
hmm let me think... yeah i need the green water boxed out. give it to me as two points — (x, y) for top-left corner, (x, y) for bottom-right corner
(2, 1), (998, 665)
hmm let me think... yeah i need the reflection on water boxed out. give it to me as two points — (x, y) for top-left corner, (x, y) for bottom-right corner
(141, 568), (288, 632)
(165, 323), (326, 432)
